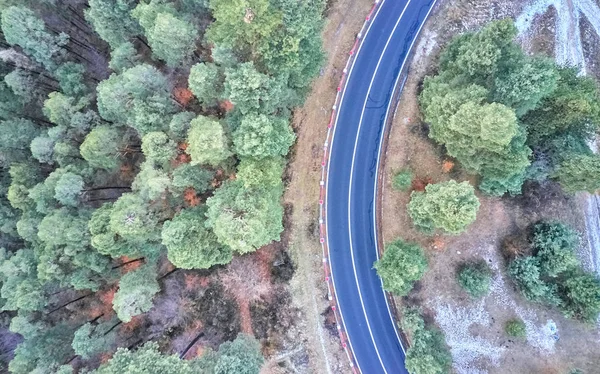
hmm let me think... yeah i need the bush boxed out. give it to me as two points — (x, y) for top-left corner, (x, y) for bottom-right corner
(392, 169), (413, 191)
(504, 319), (526, 338)
(531, 221), (579, 278)
(408, 180), (480, 235)
(401, 308), (452, 374)
(374, 239), (427, 296)
(457, 261), (492, 298)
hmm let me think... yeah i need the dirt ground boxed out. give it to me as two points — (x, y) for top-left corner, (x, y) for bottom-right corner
(279, 0), (375, 373)
(381, 0), (600, 373)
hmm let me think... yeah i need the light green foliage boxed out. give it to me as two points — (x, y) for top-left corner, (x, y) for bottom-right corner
(1, 6), (68, 70)
(236, 157), (284, 189)
(109, 42), (141, 73)
(189, 62), (224, 107)
(4, 69), (39, 102)
(553, 154), (600, 194)
(504, 318), (526, 338)
(171, 163), (214, 194)
(80, 125), (124, 170)
(112, 264), (160, 322)
(97, 64), (175, 135)
(93, 341), (203, 374)
(224, 62), (279, 115)
(457, 261), (492, 298)
(37, 208), (109, 289)
(162, 206), (232, 269)
(72, 319), (117, 359)
(233, 113), (295, 159)
(141, 131), (176, 167)
(53, 171), (84, 207)
(132, 162), (171, 201)
(30, 133), (55, 164)
(408, 181), (480, 235)
(531, 221), (579, 278)
(206, 0), (281, 56)
(132, 3), (199, 67)
(85, 0), (142, 48)
(109, 193), (160, 243)
(206, 180), (283, 254)
(44, 92), (83, 127)
(0, 118), (39, 164)
(374, 239), (427, 296)
(392, 169), (413, 191)
(0, 249), (46, 312)
(55, 62), (89, 97)
(401, 308), (451, 374)
(214, 334), (264, 374)
(186, 115), (232, 167)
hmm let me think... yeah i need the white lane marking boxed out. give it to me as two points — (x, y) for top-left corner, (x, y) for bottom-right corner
(347, 1), (413, 373)
(326, 1), (386, 373)
(373, 0), (440, 357)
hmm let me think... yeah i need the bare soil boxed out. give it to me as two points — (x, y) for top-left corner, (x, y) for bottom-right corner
(382, 0), (600, 373)
(280, 0), (375, 373)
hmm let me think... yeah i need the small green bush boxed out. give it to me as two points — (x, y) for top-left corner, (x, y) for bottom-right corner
(392, 169), (414, 191)
(457, 261), (492, 298)
(374, 239), (428, 296)
(504, 319), (526, 338)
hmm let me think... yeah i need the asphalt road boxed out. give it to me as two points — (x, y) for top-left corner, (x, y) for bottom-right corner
(325, 1), (437, 373)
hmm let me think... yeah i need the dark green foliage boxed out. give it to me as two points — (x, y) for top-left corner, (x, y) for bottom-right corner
(214, 334), (264, 374)
(189, 62), (224, 107)
(132, 2), (199, 67)
(401, 307), (452, 374)
(457, 260), (492, 298)
(109, 42), (141, 73)
(109, 193), (160, 243)
(232, 113), (295, 160)
(171, 163), (214, 195)
(374, 239), (427, 296)
(0, 249), (46, 312)
(508, 221), (600, 322)
(393, 169), (414, 191)
(72, 318), (118, 359)
(85, 0), (142, 48)
(408, 181), (480, 235)
(531, 221), (579, 277)
(504, 318), (526, 338)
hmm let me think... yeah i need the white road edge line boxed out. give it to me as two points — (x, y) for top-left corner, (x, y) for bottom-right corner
(325, 1), (386, 373)
(347, 1), (413, 373)
(373, 0), (440, 357)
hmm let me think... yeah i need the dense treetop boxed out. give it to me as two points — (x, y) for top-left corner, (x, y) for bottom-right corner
(0, 0), (325, 371)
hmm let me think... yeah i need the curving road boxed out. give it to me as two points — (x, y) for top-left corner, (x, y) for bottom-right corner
(325, 0), (437, 373)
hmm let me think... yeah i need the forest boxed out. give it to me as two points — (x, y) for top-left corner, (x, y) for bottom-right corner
(0, 0), (325, 372)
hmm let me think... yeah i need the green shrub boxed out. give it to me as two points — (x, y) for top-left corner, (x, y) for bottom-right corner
(374, 239), (428, 296)
(401, 308), (452, 374)
(504, 319), (526, 338)
(408, 180), (480, 235)
(392, 169), (413, 191)
(457, 261), (492, 298)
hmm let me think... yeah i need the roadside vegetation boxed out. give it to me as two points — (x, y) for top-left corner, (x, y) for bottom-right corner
(0, 0), (325, 372)
(382, 16), (600, 374)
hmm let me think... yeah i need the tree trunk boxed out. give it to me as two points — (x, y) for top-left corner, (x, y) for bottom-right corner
(47, 293), (92, 314)
(112, 257), (145, 270)
(180, 331), (205, 359)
